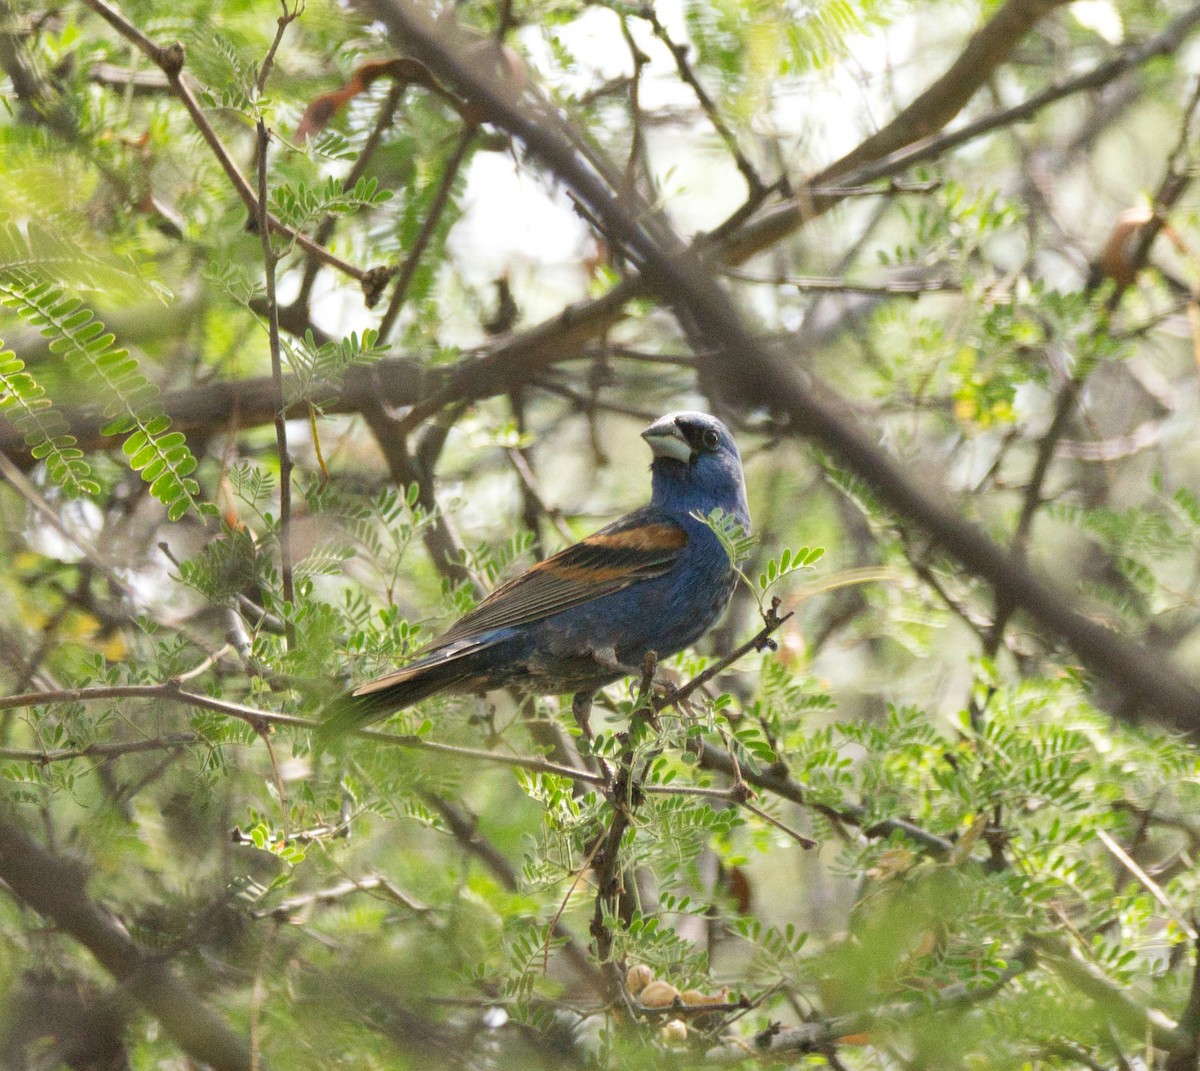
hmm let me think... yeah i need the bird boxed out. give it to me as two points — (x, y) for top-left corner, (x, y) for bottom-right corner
(322, 411), (750, 737)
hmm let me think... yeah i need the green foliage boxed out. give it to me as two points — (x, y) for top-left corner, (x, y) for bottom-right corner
(269, 175), (395, 234)
(693, 506), (755, 565)
(0, 273), (205, 520)
(284, 327), (387, 402)
(0, 345), (97, 495)
(757, 544), (823, 595)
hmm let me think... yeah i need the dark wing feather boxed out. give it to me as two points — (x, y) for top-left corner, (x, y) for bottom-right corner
(440, 509), (688, 643)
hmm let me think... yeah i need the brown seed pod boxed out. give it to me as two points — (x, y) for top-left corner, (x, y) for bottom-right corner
(638, 980), (680, 1008)
(625, 964), (653, 996)
(680, 986), (730, 1007)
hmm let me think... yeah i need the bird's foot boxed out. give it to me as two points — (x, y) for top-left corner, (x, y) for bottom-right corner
(468, 697), (499, 745)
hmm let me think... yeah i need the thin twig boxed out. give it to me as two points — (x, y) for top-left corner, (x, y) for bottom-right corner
(1095, 828), (1197, 939)
(0, 681), (611, 780)
(724, 270), (961, 296)
(740, 797), (817, 849)
(173, 644), (233, 684)
(638, 6), (764, 197)
(255, 0), (301, 97)
(618, 15), (649, 198)
(377, 124), (477, 342)
(652, 763), (820, 845)
(250, 874), (430, 920)
(255, 120), (296, 645)
(505, 444), (575, 543)
(654, 598), (793, 712)
(294, 80), (406, 310)
(691, 736), (955, 856)
(0, 733), (198, 763)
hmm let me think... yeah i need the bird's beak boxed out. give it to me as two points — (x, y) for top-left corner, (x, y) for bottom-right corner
(642, 416), (692, 463)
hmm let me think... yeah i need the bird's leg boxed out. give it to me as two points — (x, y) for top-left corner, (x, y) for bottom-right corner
(571, 691), (595, 740)
(468, 696), (498, 745)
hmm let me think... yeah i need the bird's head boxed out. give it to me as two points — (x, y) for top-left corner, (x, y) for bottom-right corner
(642, 412), (750, 528)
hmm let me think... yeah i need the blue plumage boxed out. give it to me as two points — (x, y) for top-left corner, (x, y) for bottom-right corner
(324, 412), (749, 733)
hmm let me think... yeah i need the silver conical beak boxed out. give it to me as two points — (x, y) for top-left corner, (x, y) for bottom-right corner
(642, 416), (691, 463)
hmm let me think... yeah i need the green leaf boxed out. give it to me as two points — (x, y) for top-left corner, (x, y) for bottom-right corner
(0, 273), (207, 520)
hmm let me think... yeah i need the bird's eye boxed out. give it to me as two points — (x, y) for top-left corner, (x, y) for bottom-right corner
(701, 429), (720, 450)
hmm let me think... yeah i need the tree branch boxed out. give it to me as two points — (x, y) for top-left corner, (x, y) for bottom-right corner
(256, 119), (296, 643)
(817, 0), (1070, 183)
(705, 943), (1034, 1060)
(723, 1), (1200, 265)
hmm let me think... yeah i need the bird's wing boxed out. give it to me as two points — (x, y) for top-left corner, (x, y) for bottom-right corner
(439, 510), (688, 644)
(344, 512), (688, 708)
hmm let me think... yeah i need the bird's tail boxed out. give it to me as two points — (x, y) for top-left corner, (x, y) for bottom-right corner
(316, 651), (476, 741)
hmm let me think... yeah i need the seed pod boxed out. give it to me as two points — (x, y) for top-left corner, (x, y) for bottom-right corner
(659, 1018), (687, 1043)
(680, 986), (729, 1007)
(638, 980), (680, 1008)
(625, 964), (653, 996)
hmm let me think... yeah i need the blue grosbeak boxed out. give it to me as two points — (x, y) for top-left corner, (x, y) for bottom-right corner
(324, 412), (749, 734)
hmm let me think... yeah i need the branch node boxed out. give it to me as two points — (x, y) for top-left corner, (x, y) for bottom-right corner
(155, 41), (185, 77)
(729, 780), (753, 804)
(361, 265), (393, 308)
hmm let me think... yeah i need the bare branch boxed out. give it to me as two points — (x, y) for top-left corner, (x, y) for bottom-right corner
(819, 0), (1070, 183)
